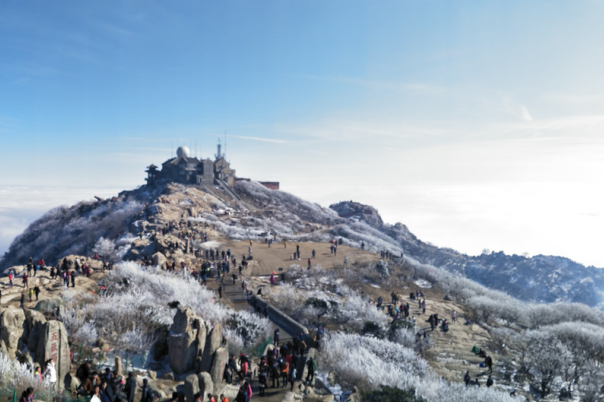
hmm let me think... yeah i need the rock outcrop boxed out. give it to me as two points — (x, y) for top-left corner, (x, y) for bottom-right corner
(200, 323), (222, 372)
(329, 201), (384, 228)
(168, 307), (200, 374)
(167, 307), (228, 380)
(0, 307), (26, 359)
(209, 347), (228, 385)
(36, 320), (71, 389)
(152, 252), (167, 270)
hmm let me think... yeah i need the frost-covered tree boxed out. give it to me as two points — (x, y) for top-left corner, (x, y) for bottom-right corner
(92, 237), (117, 261)
(523, 330), (572, 398)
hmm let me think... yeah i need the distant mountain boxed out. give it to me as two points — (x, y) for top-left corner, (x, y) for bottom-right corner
(330, 200), (604, 308)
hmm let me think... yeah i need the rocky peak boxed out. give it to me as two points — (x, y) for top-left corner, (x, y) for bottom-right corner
(329, 201), (384, 228)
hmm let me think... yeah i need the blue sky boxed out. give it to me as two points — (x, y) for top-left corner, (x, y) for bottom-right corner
(2, 1), (604, 266)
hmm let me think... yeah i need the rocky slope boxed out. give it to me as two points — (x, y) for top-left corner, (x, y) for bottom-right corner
(331, 201), (604, 308)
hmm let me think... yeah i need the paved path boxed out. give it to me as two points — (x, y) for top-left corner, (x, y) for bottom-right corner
(219, 282), (303, 402)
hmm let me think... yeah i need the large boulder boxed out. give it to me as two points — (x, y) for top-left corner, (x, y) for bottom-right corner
(36, 320), (70, 389)
(24, 309), (47, 354)
(209, 347), (229, 385)
(184, 372), (214, 402)
(168, 307), (201, 375)
(200, 323), (222, 372)
(0, 307), (26, 359)
(198, 372), (213, 401)
(194, 318), (206, 371)
(184, 374), (199, 402)
(35, 298), (63, 315)
(152, 252), (167, 270)
(2, 265), (25, 276)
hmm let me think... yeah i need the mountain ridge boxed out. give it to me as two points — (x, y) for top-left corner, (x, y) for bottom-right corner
(2, 181), (603, 308)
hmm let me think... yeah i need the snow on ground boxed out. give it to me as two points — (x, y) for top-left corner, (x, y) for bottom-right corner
(414, 278), (433, 288)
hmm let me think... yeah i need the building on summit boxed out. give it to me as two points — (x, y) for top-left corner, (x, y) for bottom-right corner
(145, 140), (278, 190)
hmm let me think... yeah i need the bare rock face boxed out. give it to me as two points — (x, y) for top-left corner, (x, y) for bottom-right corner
(168, 307), (202, 375)
(329, 201), (384, 228)
(209, 347), (229, 385)
(36, 320), (70, 389)
(115, 356), (123, 376)
(194, 318), (206, 371)
(24, 310), (47, 355)
(184, 373), (199, 402)
(198, 372), (213, 401)
(200, 323), (223, 372)
(152, 252), (167, 269)
(0, 307), (26, 359)
(2, 265), (25, 275)
(183, 372), (212, 402)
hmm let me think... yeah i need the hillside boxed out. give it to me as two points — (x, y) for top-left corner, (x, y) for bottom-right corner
(1, 180), (604, 402)
(329, 201), (604, 308)
(2, 182), (603, 309)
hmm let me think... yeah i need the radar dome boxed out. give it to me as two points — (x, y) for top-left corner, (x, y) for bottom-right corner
(176, 146), (190, 158)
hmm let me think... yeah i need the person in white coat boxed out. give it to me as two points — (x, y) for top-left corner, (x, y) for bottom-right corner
(43, 358), (57, 389)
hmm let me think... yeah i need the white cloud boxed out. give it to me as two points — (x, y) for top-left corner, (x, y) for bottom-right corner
(0, 186), (122, 257)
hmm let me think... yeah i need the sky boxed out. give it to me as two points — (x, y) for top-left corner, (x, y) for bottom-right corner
(1, 1), (604, 266)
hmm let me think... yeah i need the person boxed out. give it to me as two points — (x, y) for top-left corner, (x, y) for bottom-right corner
(141, 379), (153, 402)
(20, 388), (34, 402)
(218, 286), (223, 299)
(8, 272), (14, 287)
(23, 272), (29, 288)
(33, 366), (42, 383)
(486, 375), (494, 388)
(258, 365), (267, 396)
(207, 393), (215, 402)
(20, 293), (25, 309)
(270, 272), (276, 286)
(451, 310), (457, 323)
(43, 358), (57, 389)
(464, 371), (471, 387)
(91, 386), (102, 402)
(240, 357), (249, 379)
(34, 286), (41, 301)
(485, 355), (493, 374)
(243, 381), (252, 400)
(305, 356), (316, 384)
(101, 381), (116, 402)
(219, 394), (228, 402)
(271, 361), (280, 388)
(280, 360), (289, 388)
(29, 288), (33, 302)
(289, 365), (297, 392)
(274, 329), (280, 346)
(124, 373), (136, 402)
(234, 386), (246, 402)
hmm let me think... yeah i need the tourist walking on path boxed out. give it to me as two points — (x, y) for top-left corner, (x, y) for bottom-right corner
(305, 356), (316, 384)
